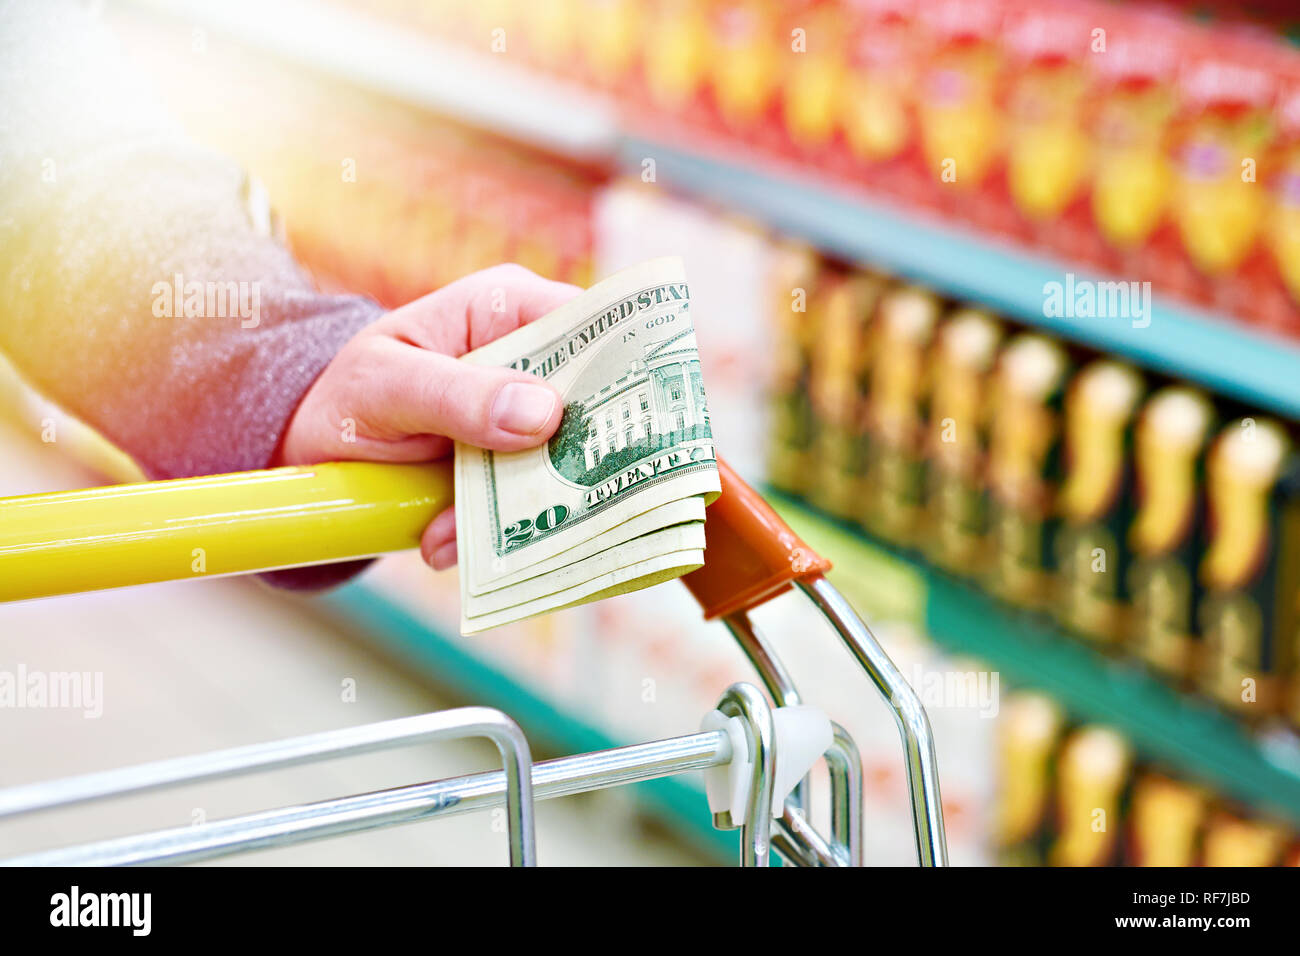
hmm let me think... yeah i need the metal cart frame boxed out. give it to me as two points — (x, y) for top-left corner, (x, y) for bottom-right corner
(0, 457), (947, 866)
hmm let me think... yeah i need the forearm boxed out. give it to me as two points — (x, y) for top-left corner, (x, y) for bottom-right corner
(0, 3), (382, 477)
(0, 0), (382, 588)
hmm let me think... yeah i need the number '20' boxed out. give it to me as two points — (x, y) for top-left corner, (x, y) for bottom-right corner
(503, 504), (570, 551)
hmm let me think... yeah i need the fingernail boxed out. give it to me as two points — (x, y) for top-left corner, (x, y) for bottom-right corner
(491, 382), (557, 436)
(431, 541), (458, 570)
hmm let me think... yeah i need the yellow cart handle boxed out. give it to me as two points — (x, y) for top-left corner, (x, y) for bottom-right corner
(0, 461), (452, 602)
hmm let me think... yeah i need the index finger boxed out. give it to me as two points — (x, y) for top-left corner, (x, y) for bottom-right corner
(386, 263), (583, 357)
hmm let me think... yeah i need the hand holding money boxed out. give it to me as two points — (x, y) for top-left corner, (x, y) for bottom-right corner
(455, 257), (720, 634)
(277, 262), (577, 474)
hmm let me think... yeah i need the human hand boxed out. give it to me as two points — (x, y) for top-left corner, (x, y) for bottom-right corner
(276, 264), (580, 571)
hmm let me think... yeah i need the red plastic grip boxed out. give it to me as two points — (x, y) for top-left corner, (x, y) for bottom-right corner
(682, 458), (832, 620)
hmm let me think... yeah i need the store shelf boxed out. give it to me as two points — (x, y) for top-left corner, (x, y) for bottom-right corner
(769, 492), (1300, 827)
(123, 0), (618, 160)
(624, 137), (1300, 420)
(130, 0), (1300, 418)
(317, 580), (736, 863)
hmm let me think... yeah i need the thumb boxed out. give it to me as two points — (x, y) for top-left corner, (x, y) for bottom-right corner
(373, 341), (564, 452)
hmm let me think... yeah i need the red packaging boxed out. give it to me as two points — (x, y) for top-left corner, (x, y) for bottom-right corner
(1001, 2), (1096, 256)
(837, 0), (928, 204)
(1086, 12), (1182, 280)
(1260, 74), (1300, 337)
(912, 0), (1009, 233)
(1164, 44), (1275, 310)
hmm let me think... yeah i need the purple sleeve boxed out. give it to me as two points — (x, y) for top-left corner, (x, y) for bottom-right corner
(0, 0), (385, 591)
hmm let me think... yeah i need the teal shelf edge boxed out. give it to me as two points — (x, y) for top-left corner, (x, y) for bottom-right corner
(317, 581), (737, 863)
(768, 491), (1300, 827)
(926, 575), (1300, 825)
(622, 137), (1300, 421)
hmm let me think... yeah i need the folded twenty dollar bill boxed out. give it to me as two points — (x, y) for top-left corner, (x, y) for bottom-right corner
(454, 257), (719, 634)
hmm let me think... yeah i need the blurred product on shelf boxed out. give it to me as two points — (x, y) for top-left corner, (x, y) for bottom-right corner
(985, 334), (1070, 611)
(916, 2), (1005, 230)
(1270, 84), (1300, 308)
(766, 242), (821, 496)
(1049, 725), (1132, 867)
(1201, 811), (1293, 867)
(1127, 387), (1217, 682)
(1197, 418), (1300, 721)
(1003, 6), (1091, 231)
(810, 271), (883, 518)
(1127, 773), (1207, 867)
(995, 692), (1064, 866)
(781, 0), (845, 151)
(924, 308), (1003, 577)
(708, 0), (780, 133)
(355, 0), (1300, 336)
(995, 693), (1297, 866)
(861, 287), (939, 547)
(1054, 360), (1144, 646)
(1087, 22), (1176, 262)
(764, 246), (1300, 734)
(1169, 52), (1272, 309)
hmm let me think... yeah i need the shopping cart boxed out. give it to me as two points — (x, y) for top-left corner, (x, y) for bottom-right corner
(0, 457), (947, 866)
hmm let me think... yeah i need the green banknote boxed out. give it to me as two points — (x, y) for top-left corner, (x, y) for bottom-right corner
(454, 257), (720, 634)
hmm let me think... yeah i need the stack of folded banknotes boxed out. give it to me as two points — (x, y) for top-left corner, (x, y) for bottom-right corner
(454, 257), (720, 634)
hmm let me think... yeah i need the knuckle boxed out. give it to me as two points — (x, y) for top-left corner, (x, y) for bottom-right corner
(416, 365), (461, 430)
(488, 262), (531, 280)
(343, 338), (404, 436)
(473, 263), (533, 298)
